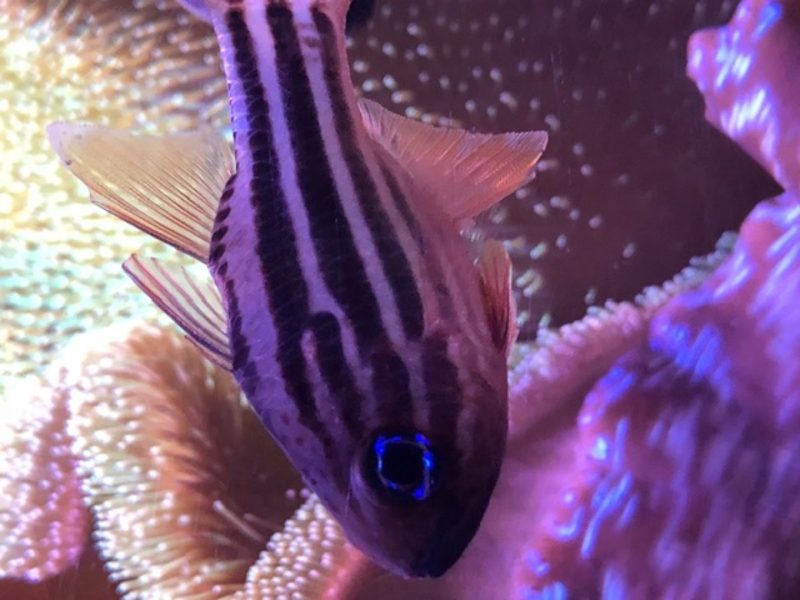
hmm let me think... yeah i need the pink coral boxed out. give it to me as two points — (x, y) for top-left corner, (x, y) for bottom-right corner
(0, 381), (87, 582)
(515, 194), (800, 598)
(688, 0), (800, 192)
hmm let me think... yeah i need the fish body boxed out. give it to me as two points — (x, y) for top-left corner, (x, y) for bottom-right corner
(49, 0), (547, 577)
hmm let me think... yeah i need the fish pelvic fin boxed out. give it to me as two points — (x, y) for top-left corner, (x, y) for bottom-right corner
(359, 99), (548, 225)
(476, 240), (518, 358)
(47, 123), (234, 263)
(123, 254), (233, 371)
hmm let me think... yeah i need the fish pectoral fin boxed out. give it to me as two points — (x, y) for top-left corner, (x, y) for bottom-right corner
(476, 240), (518, 358)
(47, 122), (234, 263)
(358, 99), (548, 223)
(123, 254), (233, 371)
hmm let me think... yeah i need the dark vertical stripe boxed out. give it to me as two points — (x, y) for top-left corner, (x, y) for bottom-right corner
(209, 174), (236, 264)
(380, 164), (424, 248)
(422, 334), (462, 442)
(314, 9), (425, 341)
(418, 332), (468, 575)
(225, 8), (332, 449)
(380, 164), (459, 324)
(225, 279), (257, 396)
(306, 312), (365, 439)
(267, 4), (384, 354)
(370, 344), (414, 424)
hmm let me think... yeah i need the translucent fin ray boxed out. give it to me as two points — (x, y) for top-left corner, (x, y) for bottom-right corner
(48, 123), (234, 263)
(359, 99), (548, 223)
(123, 254), (232, 370)
(476, 240), (518, 358)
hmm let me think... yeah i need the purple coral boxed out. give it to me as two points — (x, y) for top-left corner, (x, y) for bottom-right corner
(688, 0), (799, 192)
(516, 1), (800, 597)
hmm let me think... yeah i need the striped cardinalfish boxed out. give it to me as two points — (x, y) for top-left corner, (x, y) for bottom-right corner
(48, 0), (547, 577)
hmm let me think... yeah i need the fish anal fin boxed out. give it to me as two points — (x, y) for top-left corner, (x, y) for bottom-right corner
(359, 99), (548, 223)
(48, 123), (234, 264)
(477, 240), (518, 358)
(123, 254), (233, 371)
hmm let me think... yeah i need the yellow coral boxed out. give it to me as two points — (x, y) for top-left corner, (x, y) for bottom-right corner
(235, 496), (373, 600)
(62, 324), (304, 597)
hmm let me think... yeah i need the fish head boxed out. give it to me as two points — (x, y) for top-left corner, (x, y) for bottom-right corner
(316, 333), (509, 578)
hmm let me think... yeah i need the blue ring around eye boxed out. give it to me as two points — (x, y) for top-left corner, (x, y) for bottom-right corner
(373, 433), (436, 501)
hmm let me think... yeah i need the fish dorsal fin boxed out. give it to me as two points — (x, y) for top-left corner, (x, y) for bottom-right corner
(359, 99), (548, 223)
(123, 254), (233, 371)
(47, 123), (234, 263)
(476, 240), (518, 358)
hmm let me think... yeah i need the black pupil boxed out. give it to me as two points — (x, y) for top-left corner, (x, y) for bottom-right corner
(367, 433), (436, 501)
(381, 441), (425, 490)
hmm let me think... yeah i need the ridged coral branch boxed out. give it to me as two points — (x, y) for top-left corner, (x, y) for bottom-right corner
(59, 324), (304, 598)
(508, 232), (735, 440)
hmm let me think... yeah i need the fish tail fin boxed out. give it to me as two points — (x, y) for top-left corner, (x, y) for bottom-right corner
(310, 0), (353, 20)
(277, 0), (354, 23)
(176, 0), (235, 22)
(178, 0), (353, 22)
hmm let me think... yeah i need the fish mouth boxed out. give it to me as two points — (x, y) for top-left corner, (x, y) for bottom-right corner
(410, 549), (459, 577)
(409, 524), (474, 577)
(409, 500), (488, 577)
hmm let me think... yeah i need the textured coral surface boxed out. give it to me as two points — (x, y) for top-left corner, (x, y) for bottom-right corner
(2, 326), (370, 599)
(688, 0), (800, 192)
(517, 189), (800, 599)
(514, 1), (800, 597)
(0, 381), (86, 581)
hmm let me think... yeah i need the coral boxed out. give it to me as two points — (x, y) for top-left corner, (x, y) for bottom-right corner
(507, 232), (735, 441)
(512, 1), (800, 596)
(62, 324), (304, 597)
(0, 544), (119, 600)
(1, 324), (367, 599)
(0, 379), (87, 581)
(234, 497), (374, 600)
(688, 0), (800, 193)
(515, 190), (800, 599)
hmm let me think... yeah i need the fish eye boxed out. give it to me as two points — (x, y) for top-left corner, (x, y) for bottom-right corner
(365, 432), (437, 502)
